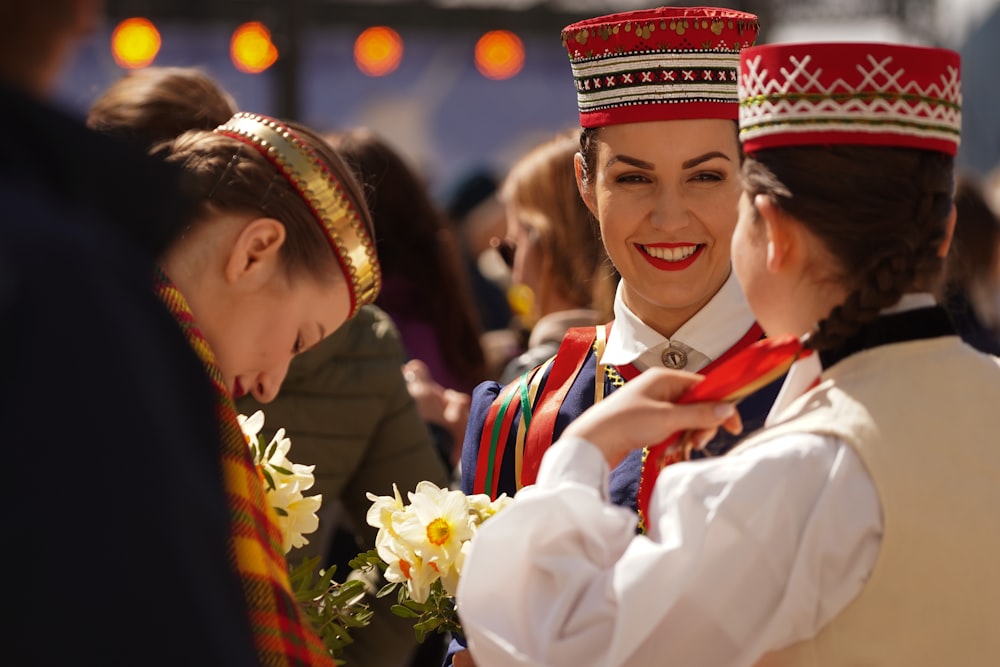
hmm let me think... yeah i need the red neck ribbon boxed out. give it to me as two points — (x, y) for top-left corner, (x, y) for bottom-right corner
(635, 332), (810, 531)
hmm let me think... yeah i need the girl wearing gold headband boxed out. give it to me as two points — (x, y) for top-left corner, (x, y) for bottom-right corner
(153, 113), (380, 666)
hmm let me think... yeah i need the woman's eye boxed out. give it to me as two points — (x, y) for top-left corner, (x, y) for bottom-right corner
(615, 172), (650, 184)
(691, 171), (724, 182)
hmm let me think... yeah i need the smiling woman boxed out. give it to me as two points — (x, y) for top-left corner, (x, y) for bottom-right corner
(580, 119), (741, 335)
(460, 4), (773, 521)
(451, 7), (780, 664)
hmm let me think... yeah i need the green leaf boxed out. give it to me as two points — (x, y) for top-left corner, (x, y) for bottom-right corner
(287, 555), (374, 660)
(391, 604), (420, 618)
(376, 581), (399, 598)
(264, 437), (279, 461)
(349, 549), (387, 572)
(261, 467), (276, 491)
(414, 617), (443, 632)
(401, 598), (426, 612)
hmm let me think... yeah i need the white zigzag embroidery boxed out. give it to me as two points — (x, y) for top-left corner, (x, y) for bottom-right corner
(738, 52), (962, 143)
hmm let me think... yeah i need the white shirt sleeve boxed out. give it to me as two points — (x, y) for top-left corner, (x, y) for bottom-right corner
(456, 433), (883, 667)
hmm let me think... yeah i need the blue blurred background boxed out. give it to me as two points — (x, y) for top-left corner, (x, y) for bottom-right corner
(57, 0), (1000, 194)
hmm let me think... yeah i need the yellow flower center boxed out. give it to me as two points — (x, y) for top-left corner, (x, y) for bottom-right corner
(400, 559), (412, 580)
(426, 518), (451, 546)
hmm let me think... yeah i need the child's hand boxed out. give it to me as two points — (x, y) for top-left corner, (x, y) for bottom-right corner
(562, 368), (740, 468)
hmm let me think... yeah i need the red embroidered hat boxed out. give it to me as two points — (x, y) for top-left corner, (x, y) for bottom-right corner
(738, 42), (962, 155)
(561, 6), (759, 128)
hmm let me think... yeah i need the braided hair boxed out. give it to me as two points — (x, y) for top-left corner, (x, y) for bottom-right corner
(742, 145), (954, 351)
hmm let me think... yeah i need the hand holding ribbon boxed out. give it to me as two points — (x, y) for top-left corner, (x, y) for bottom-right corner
(562, 334), (810, 528)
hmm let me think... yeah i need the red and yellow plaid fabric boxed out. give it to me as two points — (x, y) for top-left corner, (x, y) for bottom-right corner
(155, 271), (334, 666)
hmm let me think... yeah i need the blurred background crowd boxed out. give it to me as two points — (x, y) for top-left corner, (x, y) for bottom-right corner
(61, 0), (1000, 189)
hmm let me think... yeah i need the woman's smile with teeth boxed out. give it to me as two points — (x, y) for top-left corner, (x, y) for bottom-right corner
(641, 244), (700, 261)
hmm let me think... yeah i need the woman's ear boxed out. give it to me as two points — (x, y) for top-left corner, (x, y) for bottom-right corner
(938, 203), (958, 258)
(754, 194), (794, 274)
(224, 217), (287, 288)
(574, 152), (598, 218)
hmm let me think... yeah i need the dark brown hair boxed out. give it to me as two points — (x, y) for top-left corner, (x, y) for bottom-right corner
(86, 64), (373, 286)
(328, 128), (487, 388)
(578, 127), (601, 186)
(502, 129), (616, 320)
(742, 145), (955, 351)
(87, 67), (237, 147)
(161, 123), (374, 284)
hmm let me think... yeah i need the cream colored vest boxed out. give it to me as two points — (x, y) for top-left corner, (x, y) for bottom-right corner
(730, 336), (1000, 666)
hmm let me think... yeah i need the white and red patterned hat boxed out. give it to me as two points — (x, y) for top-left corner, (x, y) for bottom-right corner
(738, 42), (962, 155)
(561, 6), (759, 128)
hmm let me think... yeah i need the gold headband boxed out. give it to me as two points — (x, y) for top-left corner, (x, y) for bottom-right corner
(214, 112), (380, 317)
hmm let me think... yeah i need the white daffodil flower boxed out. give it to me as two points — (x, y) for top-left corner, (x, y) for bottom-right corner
(238, 412), (322, 554)
(394, 481), (474, 572)
(366, 485), (405, 533)
(362, 481), (513, 636)
(467, 492), (512, 524)
(237, 410), (265, 443)
(380, 533), (438, 604)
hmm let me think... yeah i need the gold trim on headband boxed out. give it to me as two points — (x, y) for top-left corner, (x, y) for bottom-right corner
(214, 112), (380, 316)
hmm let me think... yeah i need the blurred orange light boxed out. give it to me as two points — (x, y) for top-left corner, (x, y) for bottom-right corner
(475, 30), (524, 80)
(354, 26), (404, 77)
(111, 17), (161, 69)
(231, 22), (279, 74)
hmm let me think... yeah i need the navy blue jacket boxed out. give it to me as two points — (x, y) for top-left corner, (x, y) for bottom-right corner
(461, 339), (782, 508)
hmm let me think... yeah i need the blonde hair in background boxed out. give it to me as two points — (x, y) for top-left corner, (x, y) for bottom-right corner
(500, 129), (617, 321)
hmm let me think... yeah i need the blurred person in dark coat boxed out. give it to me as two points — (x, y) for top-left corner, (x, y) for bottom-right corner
(940, 173), (1000, 355)
(0, 2), (257, 665)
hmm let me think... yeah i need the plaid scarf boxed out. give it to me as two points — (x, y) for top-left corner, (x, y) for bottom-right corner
(154, 270), (334, 667)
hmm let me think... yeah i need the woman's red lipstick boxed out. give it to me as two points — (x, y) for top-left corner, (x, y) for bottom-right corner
(636, 242), (704, 271)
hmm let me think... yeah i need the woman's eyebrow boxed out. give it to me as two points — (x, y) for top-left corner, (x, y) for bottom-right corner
(605, 154), (655, 170)
(682, 151), (731, 169)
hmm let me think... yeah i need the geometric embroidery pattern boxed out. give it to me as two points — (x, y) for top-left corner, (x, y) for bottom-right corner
(738, 43), (962, 155)
(572, 51), (740, 114)
(561, 7), (759, 126)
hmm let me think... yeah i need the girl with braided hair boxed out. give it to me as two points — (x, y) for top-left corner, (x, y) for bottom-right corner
(455, 42), (1000, 667)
